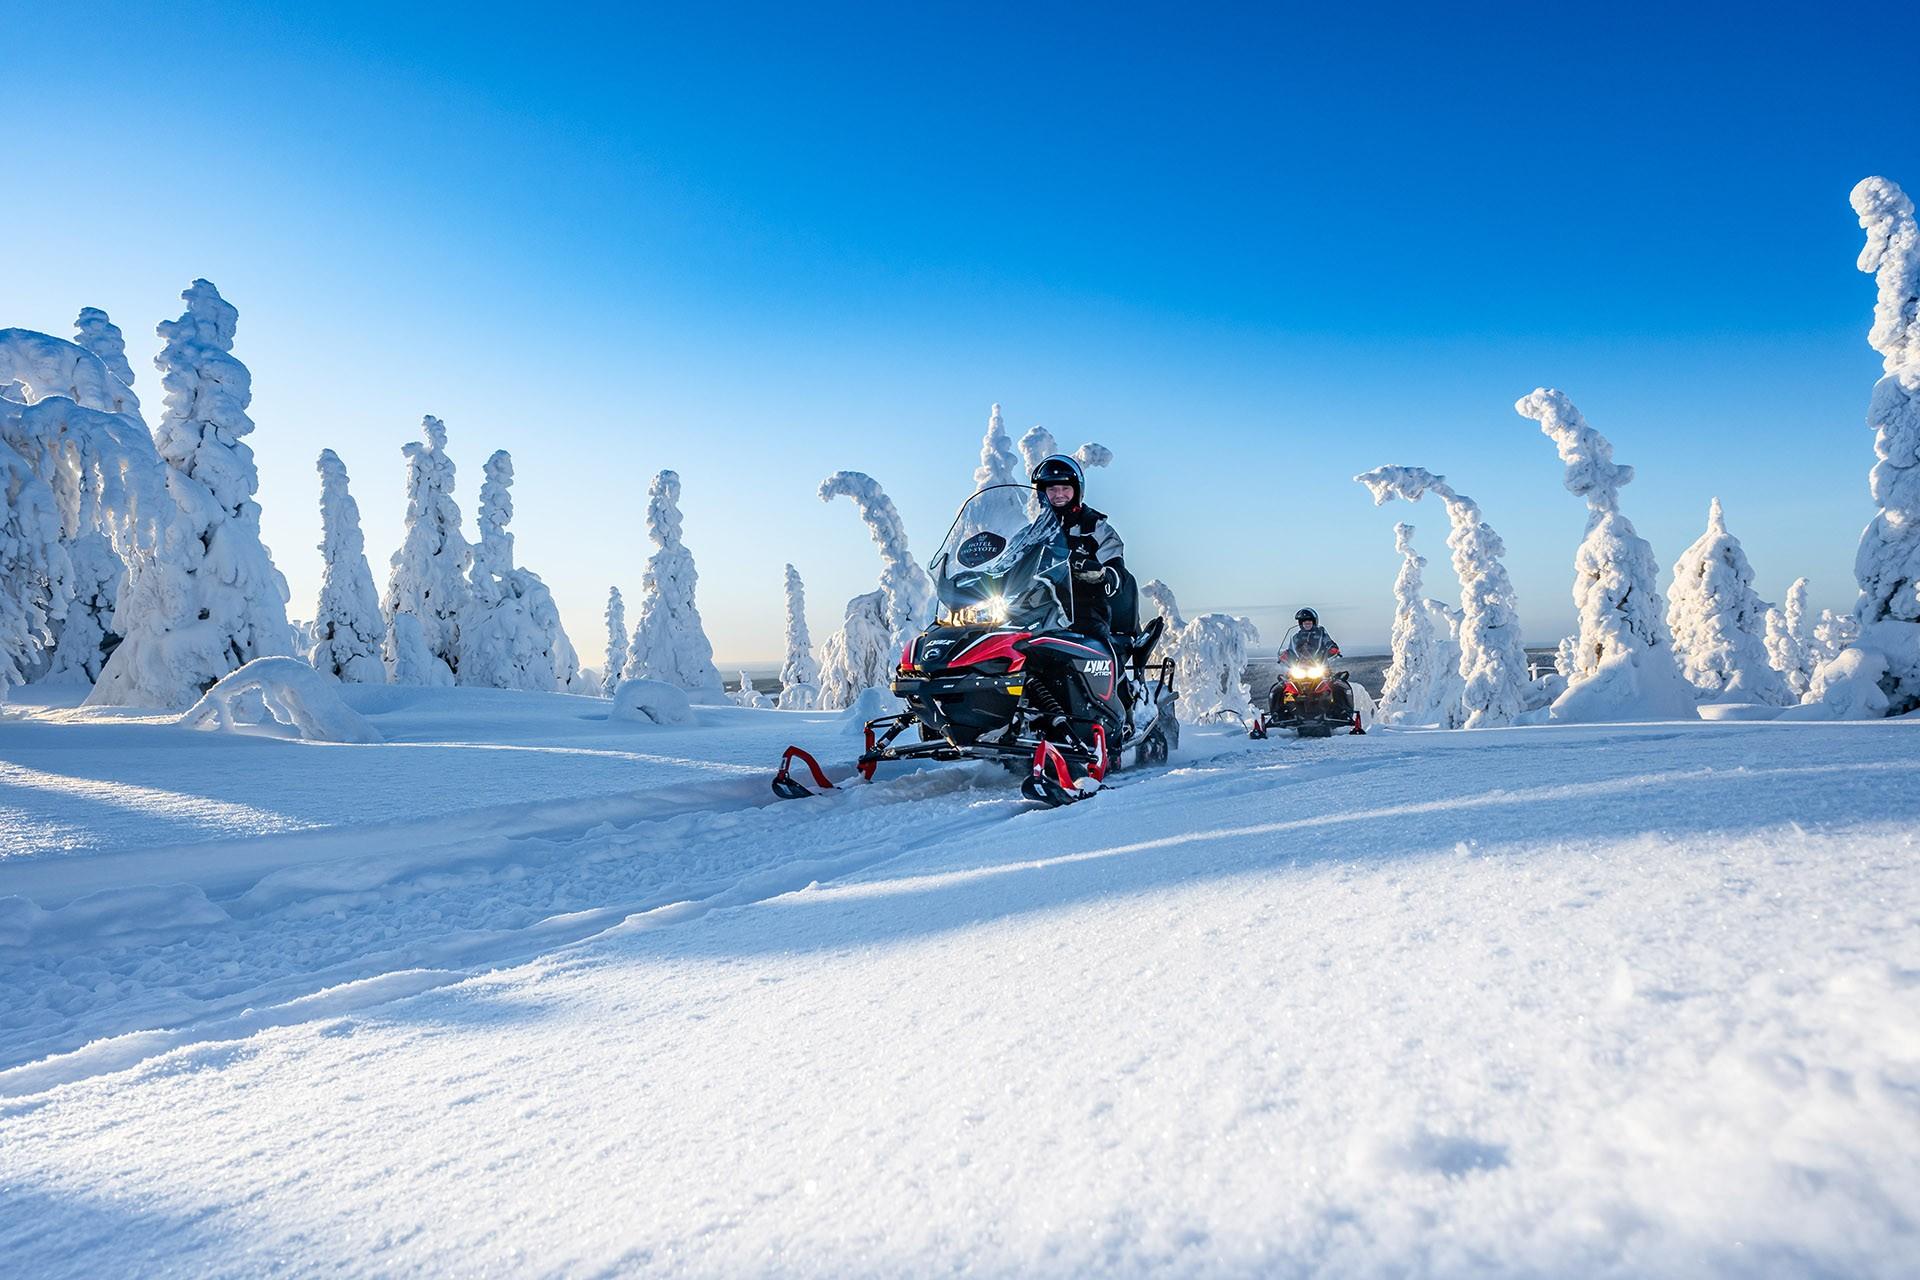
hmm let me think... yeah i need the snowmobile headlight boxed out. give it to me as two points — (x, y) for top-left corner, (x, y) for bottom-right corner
(984, 595), (1008, 625)
(1288, 663), (1326, 679)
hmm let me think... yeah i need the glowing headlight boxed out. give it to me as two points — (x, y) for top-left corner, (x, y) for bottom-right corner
(984, 595), (1008, 625)
(1288, 663), (1327, 679)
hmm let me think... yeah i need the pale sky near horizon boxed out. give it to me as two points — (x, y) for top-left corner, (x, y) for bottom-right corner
(9, 4), (1912, 665)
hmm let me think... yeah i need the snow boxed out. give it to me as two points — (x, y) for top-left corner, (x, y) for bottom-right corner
(1667, 498), (1791, 705)
(1355, 466), (1531, 728)
(815, 588), (892, 710)
(1376, 522), (1442, 725)
(600, 586), (627, 698)
(382, 416), (468, 686)
(460, 451), (577, 692)
(1765, 576), (1817, 699)
(309, 450), (387, 684)
(818, 470), (936, 650)
(0, 444), (68, 686)
(1141, 580), (1258, 724)
(623, 470), (725, 702)
(1786, 646), (1893, 721)
(777, 563), (821, 710)
(180, 657), (384, 745)
(70, 308), (137, 403)
(1515, 388), (1697, 723)
(0, 688), (1915, 1276)
(608, 676), (695, 725)
(731, 669), (771, 709)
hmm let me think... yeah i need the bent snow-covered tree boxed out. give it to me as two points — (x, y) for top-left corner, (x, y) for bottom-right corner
(1355, 466), (1529, 728)
(602, 586), (627, 698)
(1514, 388), (1695, 722)
(0, 445), (70, 686)
(89, 280), (294, 708)
(623, 470), (724, 700)
(1843, 176), (1920, 713)
(1667, 498), (1791, 705)
(1376, 522), (1443, 725)
(778, 563), (821, 709)
(383, 416), (468, 686)
(960, 403), (1030, 538)
(311, 450), (387, 683)
(816, 588), (892, 710)
(819, 471), (936, 650)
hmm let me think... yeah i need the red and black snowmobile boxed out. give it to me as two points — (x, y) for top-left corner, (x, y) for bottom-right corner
(1249, 627), (1365, 739)
(773, 484), (1179, 807)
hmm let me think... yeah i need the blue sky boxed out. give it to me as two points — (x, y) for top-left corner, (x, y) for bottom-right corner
(10, 3), (1911, 662)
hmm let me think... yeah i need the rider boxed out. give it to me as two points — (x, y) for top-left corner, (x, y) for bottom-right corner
(1280, 607), (1354, 718)
(1031, 454), (1125, 646)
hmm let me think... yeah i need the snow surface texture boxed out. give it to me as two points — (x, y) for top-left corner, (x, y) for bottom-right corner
(180, 658), (383, 745)
(86, 281), (293, 710)
(778, 563), (821, 710)
(1017, 426), (1113, 516)
(600, 586), (627, 699)
(0, 691), (1915, 1276)
(960, 403), (1029, 538)
(818, 471), (936, 651)
(608, 676), (694, 725)
(1515, 388), (1696, 723)
(309, 451), (387, 684)
(1667, 498), (1791, 705)
(623, 470), (724, 702)
(1355, 467), (1530, 727)
(815, 589), (892, 710)
(382, 416), (468, 687)
(1847, 176), (1920, 713)
(1376, 522), (1443, 725)
(1140, 579), (1257, 724)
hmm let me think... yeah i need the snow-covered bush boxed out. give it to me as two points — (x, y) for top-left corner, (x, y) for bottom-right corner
(89, 281), (294, 708)
(1017, 426), (1113, 516)
(383, 415), (468, 686)
(623, 470), (725, 701)
(1355, 466), (1529, 728)
(1666, 499), (1790, 705)
(180, 656), (384, 744)
(0, 447), (69, 686)
(461, 450), (574, 692)
(1376, 522), (1440, 725)
(816, 589), (893, 710)
(778, 563), (821, 709)
(310, 450), (387, 684)
(1845, 176), (1920, 712)
(1764, 577), (1817, 700)
(960, 403), (1030, 537)
(1514, 388), (1695, 722)
(819, 471), (936, 649)
(602, 586), (627, 698)
(1782, 647), (1892, 721)
(1140, 580), (1256, 724)
(609, 676), (694, 726)
(732, 670), (771, 709)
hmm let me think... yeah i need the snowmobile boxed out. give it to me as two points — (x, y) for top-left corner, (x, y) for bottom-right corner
(1249, 629), (1365, 739)
(773, 484), (1179, 807)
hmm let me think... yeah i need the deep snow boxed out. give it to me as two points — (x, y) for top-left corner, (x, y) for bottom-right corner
(1, 688), (1916, 1277)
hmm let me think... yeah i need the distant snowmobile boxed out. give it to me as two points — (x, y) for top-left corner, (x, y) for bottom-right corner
(773, 483), (1179, 807)
(1250, 622), (1365, 739)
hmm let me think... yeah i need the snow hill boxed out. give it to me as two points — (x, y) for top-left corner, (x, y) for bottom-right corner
(1, 690), (1917, 1276)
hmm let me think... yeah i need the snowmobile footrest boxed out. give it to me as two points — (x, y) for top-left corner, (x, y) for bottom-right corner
(772, 746), (834, 799)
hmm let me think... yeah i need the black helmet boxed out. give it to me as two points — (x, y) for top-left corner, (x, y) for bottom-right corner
(1295, 607), (1319, 627)
(1030, 454), (1084, 505)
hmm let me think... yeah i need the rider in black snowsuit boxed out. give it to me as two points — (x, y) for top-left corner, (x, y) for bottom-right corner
(1280, 607), (1355, 719)
(1031, 454), (1125, 646)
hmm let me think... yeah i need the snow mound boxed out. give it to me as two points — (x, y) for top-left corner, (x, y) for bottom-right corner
(1779, 648), (1893, 720)
(609, 677), (694, 726)
(1546, 647), (1699, 723)
(839, 685), (898, 730)
(181, 657), (384, 744)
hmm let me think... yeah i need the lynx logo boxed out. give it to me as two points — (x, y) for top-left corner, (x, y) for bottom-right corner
(1080, 659), (1112, 676)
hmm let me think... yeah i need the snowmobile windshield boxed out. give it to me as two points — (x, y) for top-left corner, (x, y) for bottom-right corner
(1283, 627), (1338, 661)
(927, 485), (1074, 630)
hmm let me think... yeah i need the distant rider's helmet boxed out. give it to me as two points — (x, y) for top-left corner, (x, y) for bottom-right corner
(1031, 454), (1084, 508)
(1295, 607), (1319, 628)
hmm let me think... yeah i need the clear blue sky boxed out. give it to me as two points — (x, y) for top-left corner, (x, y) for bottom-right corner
(10, 3), (1912, 663)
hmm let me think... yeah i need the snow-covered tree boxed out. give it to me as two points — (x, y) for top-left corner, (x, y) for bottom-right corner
(1375, 522), (1441, 725)
(1844, 176), (1920, 713)
(72, 308), (138, 398)
(1355, 466), (1530, 728)
(1139, 580), (1257, 724)
(383, 415), (468, 687)
(1424, 598), (1469, 727)
(1514, 388), (1695, 721)
(462, 450), (580, 692)
(310, 449), (387, 683)
(816, 589), (893, 710)
(0, 447), (70, 686)
(623, 470), (725, 700)
(89, 280), (294, 708)
(1018, 426), (1113, 516)
(1764, 578), (1815, 700)
(602, 586), (627, 698)
(818, 471), (937, 649)
(1666, 498), (1791, 704)
(1814, 607), (1858, 666)
(0, 327), (139, 417)
(960, 403), (1030, 536)
(778, 563), (821, 709)
(732, 669), (771, 709)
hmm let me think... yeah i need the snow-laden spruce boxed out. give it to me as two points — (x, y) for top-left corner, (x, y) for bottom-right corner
(310, 450), (387, 683)
(1514, 388), (1695, 722)
(1842, 176), (1920, 713)
(1424, 597), (1469, 727)
(71, 309), (138, 404)
(461, 451), (577, 692)
(0, 445), (69, 686)
(960, 404), (1031, 537)
(622, 470), (724, 701)
(1356, 466), (1530, 728)
(1764, 578), (1817, 700)
(1666, 498), (1791, 705)
(777, 563), (821, 709)
(601, 587), (627, 698)
(818, 471), (936, 650)
(383, 416), (468, 687)
(1376, 522), (1444, 725)
(732, 670), (771, 709)
(1017, 427), (1112, 516)
(0, 326), (139, 417)
(815, 589), (893, 710)
(89, 281), (294, 708)
(1140, 579), (1258, 724)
